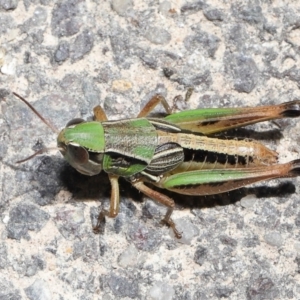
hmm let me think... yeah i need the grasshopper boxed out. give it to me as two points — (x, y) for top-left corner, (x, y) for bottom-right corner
(13, 92), (300, 238)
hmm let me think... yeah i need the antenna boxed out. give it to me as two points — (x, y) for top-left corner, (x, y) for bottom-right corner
(16, 147), (63, 163)
(12, 92), (62, 163)
(12, 92), (59, 134)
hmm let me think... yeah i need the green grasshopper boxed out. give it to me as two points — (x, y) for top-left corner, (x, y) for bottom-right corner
(13, 92), (300, 238)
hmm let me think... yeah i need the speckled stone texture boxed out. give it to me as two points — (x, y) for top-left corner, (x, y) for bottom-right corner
(1, 1), (300, 299)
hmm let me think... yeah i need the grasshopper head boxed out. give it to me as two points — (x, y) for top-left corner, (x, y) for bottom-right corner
(13, 93), (105, 176)
(57, 119), (105, 176)
(13, 92), (105, 175)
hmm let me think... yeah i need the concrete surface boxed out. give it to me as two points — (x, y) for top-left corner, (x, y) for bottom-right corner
(1, 0), (300, 299)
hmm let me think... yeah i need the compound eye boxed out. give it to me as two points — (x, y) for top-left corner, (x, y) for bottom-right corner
(67, 144), (89, 165)
(66, 118), (85, 127)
